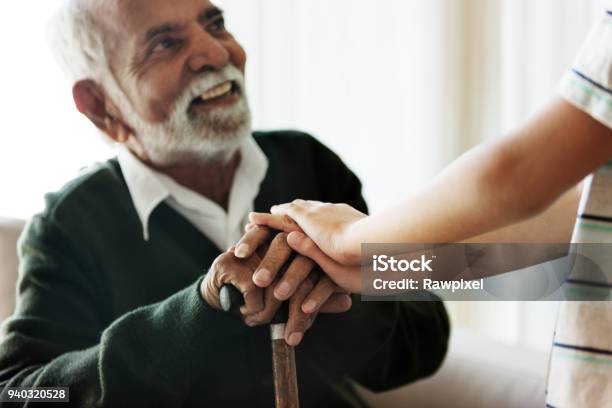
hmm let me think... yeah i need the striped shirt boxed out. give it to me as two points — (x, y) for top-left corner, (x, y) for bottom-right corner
(546, 12), (612, 408)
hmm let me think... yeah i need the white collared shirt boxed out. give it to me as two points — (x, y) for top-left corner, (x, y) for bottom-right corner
(117, 137), (269, 251)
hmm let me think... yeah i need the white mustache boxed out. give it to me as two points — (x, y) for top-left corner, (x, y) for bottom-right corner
(174, 65), (245, 113)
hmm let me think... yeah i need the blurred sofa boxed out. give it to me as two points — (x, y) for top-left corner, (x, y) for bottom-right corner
(0, 217), (24, 322)
(0, 216), (548, 407)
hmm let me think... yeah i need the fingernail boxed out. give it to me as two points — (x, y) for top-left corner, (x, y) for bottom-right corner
(275, 282), (291, 299)
(288, 231), (303, 242)
(245, 318), (256, 327)
(253, 269), (272, 283)
(287, 332), (303, 346)
(339, 295), (352, 309)
(302, 300), (317, 313)
(235, 244), (250, 258)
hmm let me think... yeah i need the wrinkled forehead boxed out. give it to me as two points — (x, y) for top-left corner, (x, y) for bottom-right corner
(96, 0), (217, 58)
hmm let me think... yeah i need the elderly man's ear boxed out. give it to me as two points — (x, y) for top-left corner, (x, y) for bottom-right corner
(72, 80), (132, 144)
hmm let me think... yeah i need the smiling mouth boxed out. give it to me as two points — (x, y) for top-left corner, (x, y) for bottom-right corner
(190, 80), (240, 108)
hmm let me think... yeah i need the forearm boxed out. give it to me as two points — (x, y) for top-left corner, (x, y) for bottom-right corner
(0, 281), (243, 407)
(351, 99), (612, 245)
(351, 144), (519, 244)
(465, 182), (582, 244)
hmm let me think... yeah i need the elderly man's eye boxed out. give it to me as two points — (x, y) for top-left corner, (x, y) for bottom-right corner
(209, 18), (226, 33)
(152, 38), (181, 53)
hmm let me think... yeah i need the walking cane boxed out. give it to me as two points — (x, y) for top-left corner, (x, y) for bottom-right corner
(220, 285), (300, 408)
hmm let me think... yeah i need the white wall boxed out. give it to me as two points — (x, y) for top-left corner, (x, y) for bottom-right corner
(218, 0), (611, 215)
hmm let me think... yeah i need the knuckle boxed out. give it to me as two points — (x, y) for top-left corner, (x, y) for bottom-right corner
(273, 232), (289, 244)
(208, 260), (221, 276)
(253, 225), (270, 235)
(287, 264), (308, 279)
(242, 282), (259, 296)
(300, 278), (315, 293)
(263, 253), (282, 265)
(289, 309), (305, 324)
(217, 252), (234, 266)
(298, 316), (311, 330)
(255, 318), (270, 326)
(258, 309), (275, 323)
(244, 277), (257, 289)
(241, 287), (254, 300)
(282, 215), (296, 227)
(248, 316), (265, 326)
(213, 260), (231, 281)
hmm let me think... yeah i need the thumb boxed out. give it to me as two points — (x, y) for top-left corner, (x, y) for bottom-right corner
(287, 231), (333, 269)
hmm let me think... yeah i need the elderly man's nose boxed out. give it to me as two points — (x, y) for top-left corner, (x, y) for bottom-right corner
(188, 32), (230, 73)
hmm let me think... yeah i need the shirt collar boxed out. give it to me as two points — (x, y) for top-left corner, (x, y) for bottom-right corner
(117, 148), (169, 241)
(117, 136), (269, 241)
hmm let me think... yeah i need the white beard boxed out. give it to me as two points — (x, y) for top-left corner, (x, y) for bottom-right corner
(112, 64), (252, 166)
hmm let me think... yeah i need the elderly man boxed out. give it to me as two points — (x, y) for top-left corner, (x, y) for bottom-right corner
(0, 0), (449, 406)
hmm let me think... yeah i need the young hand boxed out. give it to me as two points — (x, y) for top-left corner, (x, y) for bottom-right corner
(286, 231), (362, 294)
(249, 200), (367, 266)
(237, 211), (363, 293)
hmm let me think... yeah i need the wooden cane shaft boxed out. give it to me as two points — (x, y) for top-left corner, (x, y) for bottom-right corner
(270, 324), (299, 408)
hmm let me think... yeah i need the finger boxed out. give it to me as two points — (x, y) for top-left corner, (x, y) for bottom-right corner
(287, 231), (362, 294)
(285, 276), (316, 347)
(273, 255), (315, 301)
(270, 201), (310, 220)
(301, 276), (337, 314)
(244, 285), (282, 327)
(239, 285), (265, 317)
(252, 233), (293, 287)
(244, 223), (258, 232)
(318, 293), (353, 313)
(249, 212), (302, 233)
(235, 280), (264, 316)
(234, 225), (271, 259)
(222, 263), (264, 316)
(287, 231), (343, 272)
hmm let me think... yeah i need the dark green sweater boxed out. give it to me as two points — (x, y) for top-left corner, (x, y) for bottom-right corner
(0, 131), (449, 407)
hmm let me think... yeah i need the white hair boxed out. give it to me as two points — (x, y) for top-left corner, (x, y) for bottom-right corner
(47, 1), (123, 100)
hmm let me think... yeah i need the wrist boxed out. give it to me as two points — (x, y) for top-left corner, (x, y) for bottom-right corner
(340, 217), (368, 265)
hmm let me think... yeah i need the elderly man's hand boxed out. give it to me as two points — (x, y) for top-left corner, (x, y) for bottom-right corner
(201, 226), (352, 346)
